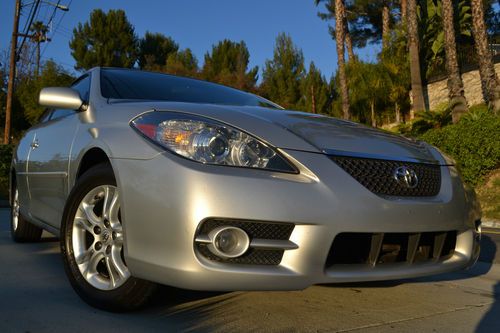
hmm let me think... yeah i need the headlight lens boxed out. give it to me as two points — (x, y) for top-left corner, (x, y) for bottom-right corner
(131, 112), (297, 173)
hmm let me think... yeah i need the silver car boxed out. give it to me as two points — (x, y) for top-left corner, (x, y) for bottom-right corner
(10, 67), (481, 311)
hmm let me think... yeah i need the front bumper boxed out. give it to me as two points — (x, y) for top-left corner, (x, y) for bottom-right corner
(112, 149), (481, 291)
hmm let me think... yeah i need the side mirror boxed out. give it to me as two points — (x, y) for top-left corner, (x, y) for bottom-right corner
(39, 87), (84, 110)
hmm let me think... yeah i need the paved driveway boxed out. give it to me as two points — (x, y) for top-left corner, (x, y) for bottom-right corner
(0, 208), (499, 332)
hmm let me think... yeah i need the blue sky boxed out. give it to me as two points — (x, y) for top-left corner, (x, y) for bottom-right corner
(0, 0), (380, 79)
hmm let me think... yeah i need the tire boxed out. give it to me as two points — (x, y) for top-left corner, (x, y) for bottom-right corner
(60, 163), (156, 312)
(10, 183), (43, 242)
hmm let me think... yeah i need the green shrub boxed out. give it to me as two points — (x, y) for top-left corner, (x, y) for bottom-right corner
(421, 108), (500, 185)
(0, 144), (13, 199)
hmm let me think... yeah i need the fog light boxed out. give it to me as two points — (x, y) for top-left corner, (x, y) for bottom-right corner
(207, 226), (250, 259)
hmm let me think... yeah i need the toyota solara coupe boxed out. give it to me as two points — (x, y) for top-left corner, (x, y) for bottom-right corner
(9, 67), (481, 311)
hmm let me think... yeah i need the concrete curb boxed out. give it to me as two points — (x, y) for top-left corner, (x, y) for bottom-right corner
(482, 218), (500, 229)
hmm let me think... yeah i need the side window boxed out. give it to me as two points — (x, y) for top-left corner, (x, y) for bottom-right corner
(71, 74), (91, 102)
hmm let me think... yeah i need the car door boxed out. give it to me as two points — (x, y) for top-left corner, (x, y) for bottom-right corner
(27, 75), (90, 227)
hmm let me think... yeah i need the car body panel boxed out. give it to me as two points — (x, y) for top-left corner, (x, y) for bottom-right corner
(26, 113), (79, 227)
(11, 67), (481, 291)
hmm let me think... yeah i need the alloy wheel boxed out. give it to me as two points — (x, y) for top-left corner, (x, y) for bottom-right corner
(72, 185), (130, 290)
(12, 188), (19, 231)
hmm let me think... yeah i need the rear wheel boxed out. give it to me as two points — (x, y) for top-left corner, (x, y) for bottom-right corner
(10, 185), (43, 242)
(61, 163), (156, 311)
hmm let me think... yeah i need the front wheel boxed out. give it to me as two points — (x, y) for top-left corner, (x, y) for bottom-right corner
(60, 164), (156, 311)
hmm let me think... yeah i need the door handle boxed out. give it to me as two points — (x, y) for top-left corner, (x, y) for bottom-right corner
(31, 139), (39, 149)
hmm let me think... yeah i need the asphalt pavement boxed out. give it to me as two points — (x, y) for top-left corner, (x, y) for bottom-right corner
(0, 207), (499, 333)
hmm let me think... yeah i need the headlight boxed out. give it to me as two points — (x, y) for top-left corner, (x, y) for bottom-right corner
(131, 112), (297, 173)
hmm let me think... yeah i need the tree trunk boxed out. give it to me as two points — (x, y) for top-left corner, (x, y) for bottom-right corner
(345, 18), (355, 61)
(395, 102), (401, 123)
(35, 40), (40, 77)
(335, 0), (350, 119)
(371, 100), (376, 127)
(345, 29), (355, 62)
(442, 0), (468, 123)
(311, 84), (317, 114)
(471, 0), (500, 113)
(407, 0), (426, 113)
(401, 0), (407, 23)
(382, 4), (390, 49)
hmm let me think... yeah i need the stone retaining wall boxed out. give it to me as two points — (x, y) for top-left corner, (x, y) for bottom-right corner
(425, 62), (500, 110)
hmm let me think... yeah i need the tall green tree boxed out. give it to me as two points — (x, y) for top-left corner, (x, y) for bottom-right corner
(471, 0), (500, 113)
(201, 40), (258, 91)
(138, 32), (179, 71)
(165, 48), (199, 77)
(346, 61), (391, 126)
(70, 9), (138, 70)
(299, 62), (331, 114)
(380, 26), (411, 123)
(261, 33), (305, 109)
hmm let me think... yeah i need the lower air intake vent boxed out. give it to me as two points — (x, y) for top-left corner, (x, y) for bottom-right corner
(325, 231), (457, 268)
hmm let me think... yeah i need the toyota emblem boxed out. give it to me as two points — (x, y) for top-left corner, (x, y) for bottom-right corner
(393, 166), (419, 189)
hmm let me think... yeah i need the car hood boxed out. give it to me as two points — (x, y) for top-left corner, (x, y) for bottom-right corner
(255, 110), (437, 163)
(115, 100), (438, 163)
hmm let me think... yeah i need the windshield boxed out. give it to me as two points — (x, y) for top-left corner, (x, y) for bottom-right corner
(100, 68), (279, 108)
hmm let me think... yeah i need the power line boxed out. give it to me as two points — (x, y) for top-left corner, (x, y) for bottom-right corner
(17, 0), (42, 54)
(19, 1), (36, 37)
(40, 0), (72, 60)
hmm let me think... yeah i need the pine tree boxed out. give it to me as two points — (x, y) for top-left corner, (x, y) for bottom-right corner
(261, 33), (306, 109)
(165, 49), (199, 77)
(201, 40), (258, 91)
(70, 9), (138, 70)
(138, 32), (179, 71)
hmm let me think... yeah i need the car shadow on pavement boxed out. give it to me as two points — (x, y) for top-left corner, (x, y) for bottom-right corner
(140, 285), (239, 331)
(476, 282), (500, 332)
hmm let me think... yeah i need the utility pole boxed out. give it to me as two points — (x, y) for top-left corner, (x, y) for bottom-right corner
(4, 0), (21, 145)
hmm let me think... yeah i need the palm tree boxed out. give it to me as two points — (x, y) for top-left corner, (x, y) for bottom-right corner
(316, 1), (356, 62)
(314, 0), (351, 119)
(400, 0), (407, 23)
(334, 0), (350, 119)
(442, 0), (468, 123)
(407, 0), (426, 115)
(30, 21), (48, 76)
(471, 0), (500, 113)
(382, 1), (391, 49)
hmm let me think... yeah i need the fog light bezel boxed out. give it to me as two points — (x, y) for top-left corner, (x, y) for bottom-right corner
(207, 226), (250, 259)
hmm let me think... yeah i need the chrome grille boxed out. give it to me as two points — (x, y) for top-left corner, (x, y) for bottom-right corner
(330, 156), (441, 197)
(198, 219), (294, 240)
